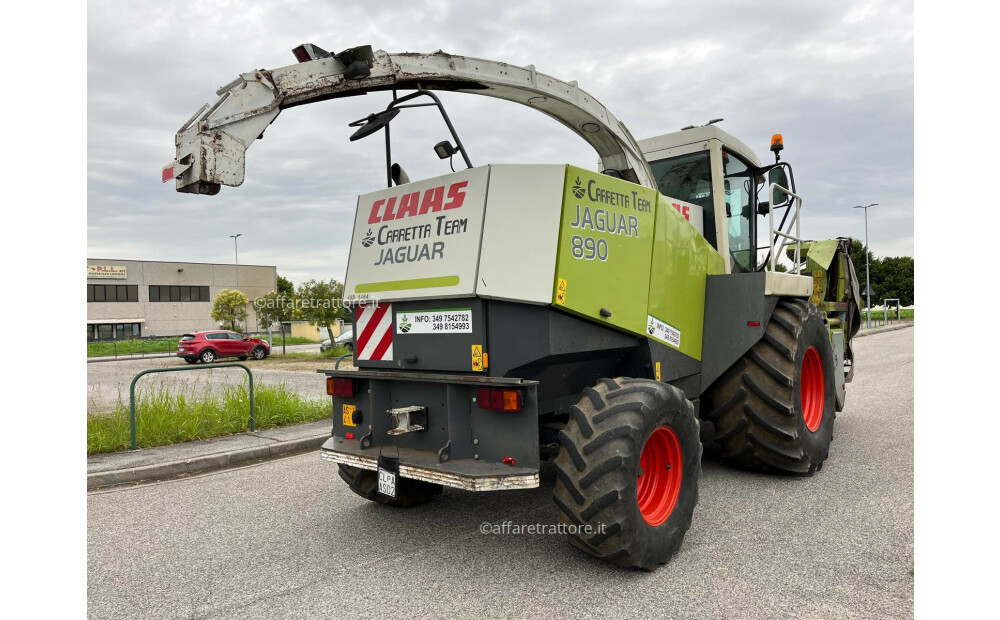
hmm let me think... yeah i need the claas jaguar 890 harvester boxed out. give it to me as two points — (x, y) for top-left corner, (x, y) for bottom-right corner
(164, 45), (861, 570)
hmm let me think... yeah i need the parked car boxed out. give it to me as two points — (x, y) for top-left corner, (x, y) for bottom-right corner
(177, 330), (270, 363)
(321, 329), (354, 353)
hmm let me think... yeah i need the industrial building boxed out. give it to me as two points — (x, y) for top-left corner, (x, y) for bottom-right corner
(86, 259), (277, 340)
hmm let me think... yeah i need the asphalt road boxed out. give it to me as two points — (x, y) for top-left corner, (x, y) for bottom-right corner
(87, 329), (913, 619)
(86, 356), (328, 412)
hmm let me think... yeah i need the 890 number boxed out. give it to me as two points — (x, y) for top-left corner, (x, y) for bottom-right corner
(570, 235), (609, 261)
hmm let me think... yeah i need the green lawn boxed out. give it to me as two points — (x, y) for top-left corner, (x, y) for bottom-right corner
(862, 308), (914, 322)
(87, 382), (331, 454)
(87, 338), (177, 357)
(262, 336), (322, 345)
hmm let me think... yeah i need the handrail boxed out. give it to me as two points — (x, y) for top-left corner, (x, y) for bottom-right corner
(767, 183), (805, 273)
(129, 363), (255, 451)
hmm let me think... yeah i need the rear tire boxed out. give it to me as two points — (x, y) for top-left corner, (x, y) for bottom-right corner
(703, 298), (836, 475)
(553, 378), (701, 571)
(337, 464), (442, 508)
(199, 349), (216, 364)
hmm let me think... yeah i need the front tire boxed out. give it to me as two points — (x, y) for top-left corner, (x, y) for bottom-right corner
(703, 299), (836, 475)
(553, 378), (701, 571)
(337, 464), (442, 508)
(251, 346), (267, 360)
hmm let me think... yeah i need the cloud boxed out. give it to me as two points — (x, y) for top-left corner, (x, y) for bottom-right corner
(88, 0), (913, 284)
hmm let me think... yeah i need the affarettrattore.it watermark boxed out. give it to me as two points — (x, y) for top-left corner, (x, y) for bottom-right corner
(479, 521), (607, 536)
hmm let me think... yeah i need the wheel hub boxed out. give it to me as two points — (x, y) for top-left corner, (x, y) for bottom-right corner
(637, 426), (683, 527)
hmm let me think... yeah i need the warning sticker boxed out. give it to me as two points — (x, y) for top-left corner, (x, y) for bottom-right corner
(472, 344), (484, 372)
(811, 269), (824, 305)
(396, 308), (472, 334)
(556, 278), (567, 305)
(342, 404), (357, 427)
(655, 361), (661, 382)
(647, 315), (681, 349)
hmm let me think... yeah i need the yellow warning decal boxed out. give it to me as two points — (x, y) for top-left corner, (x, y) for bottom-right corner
(472, 345), (484, 372)
(811, 269), (824, 304)
(342, 404), (357, 427)
(655, 361), (661, 382)
(556, 278), (567, 305)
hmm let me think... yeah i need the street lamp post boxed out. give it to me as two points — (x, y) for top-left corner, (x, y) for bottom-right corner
(852, 204), (878, 329)
(229, 233), (243, 290)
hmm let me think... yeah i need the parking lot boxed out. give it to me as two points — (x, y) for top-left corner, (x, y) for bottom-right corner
(87, 328), (913, 619)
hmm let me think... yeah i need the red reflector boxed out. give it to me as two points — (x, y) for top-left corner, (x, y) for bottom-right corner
(502, 456), (516, 466)
(747, 321), (761, 327)
(161, 166), (174, 182)
(345, 432), (355, 440)
(327, 378), (356, 397)
(476, 388), (523, 412)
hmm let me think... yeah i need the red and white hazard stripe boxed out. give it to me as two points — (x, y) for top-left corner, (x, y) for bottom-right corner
(354, 303), (394, 361)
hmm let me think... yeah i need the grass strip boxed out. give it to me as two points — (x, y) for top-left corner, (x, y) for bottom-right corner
(87, 382), (330, 455)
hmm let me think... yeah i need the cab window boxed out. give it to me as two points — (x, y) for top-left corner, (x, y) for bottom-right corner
(649, 151), (716, 246)
(723, 150), (754, 273)
(650, 151), (713, 208)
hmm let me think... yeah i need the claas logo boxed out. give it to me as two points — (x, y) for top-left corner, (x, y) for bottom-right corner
(367, 181), (468, 225)
(572, 177), (586, 199)
(362, 229), (376, 247)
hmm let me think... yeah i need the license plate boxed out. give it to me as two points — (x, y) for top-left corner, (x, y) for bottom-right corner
(342, 404), (356, 427)
(377, 466), (397, 499)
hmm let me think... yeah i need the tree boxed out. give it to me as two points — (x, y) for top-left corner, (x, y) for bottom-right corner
(211, 289), (249, 332)
(297, 278), (350, 342)
(847, 238), (875, 288)
(253, 291), (297, 354)
(277, 275), (294, 296)
(871, 255), (914, 307)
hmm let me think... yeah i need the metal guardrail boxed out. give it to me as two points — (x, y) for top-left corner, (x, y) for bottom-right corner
(767, 182), (804, 273)
(128, 363), (255, 451)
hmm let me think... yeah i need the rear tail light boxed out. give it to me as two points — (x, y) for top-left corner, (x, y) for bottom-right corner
(476, 387), (523, 412)
(327, 378), (356, 397)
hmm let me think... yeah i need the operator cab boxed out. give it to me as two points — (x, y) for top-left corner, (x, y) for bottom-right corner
(638, 125), (764, 275)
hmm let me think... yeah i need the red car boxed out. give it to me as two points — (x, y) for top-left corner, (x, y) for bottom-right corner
(177, 330), (270, 364)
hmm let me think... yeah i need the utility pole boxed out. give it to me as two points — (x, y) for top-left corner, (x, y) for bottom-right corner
(852, 204), (877, 329)
(229, 233), (243, 290)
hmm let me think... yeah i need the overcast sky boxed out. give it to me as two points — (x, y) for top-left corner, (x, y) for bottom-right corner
(87, 0), (913, 286)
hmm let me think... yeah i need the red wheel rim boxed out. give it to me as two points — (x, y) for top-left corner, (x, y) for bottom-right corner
(801, 346), (824, 432)
(637, 426), (683, 527)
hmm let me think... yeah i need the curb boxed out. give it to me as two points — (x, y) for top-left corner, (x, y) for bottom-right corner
(87, 354), (176, 364)
(87, 434), (328, 491)
(855, 322), (913, 338)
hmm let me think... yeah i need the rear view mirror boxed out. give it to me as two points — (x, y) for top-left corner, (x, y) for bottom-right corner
(768, 167), (792, 208)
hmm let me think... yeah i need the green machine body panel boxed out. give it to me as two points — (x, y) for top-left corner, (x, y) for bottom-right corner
(550, 166), (724, 361)
(551, 166), (657, 334)
(645, 194), (725, 361)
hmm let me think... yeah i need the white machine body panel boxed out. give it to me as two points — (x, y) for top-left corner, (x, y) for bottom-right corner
(476, 164), (566, 304)
(343, 167), (490, 303)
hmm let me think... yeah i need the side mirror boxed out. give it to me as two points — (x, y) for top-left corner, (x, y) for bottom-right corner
(243, 335), (250, 341)
(768, 167), (792, 208)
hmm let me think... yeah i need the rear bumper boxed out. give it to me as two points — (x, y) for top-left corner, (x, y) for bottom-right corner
(321, 437), (539, 491)
(318, 369), (540, 491)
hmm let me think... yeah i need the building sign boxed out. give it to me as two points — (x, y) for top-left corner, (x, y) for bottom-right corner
(87, 265), (127, 279)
